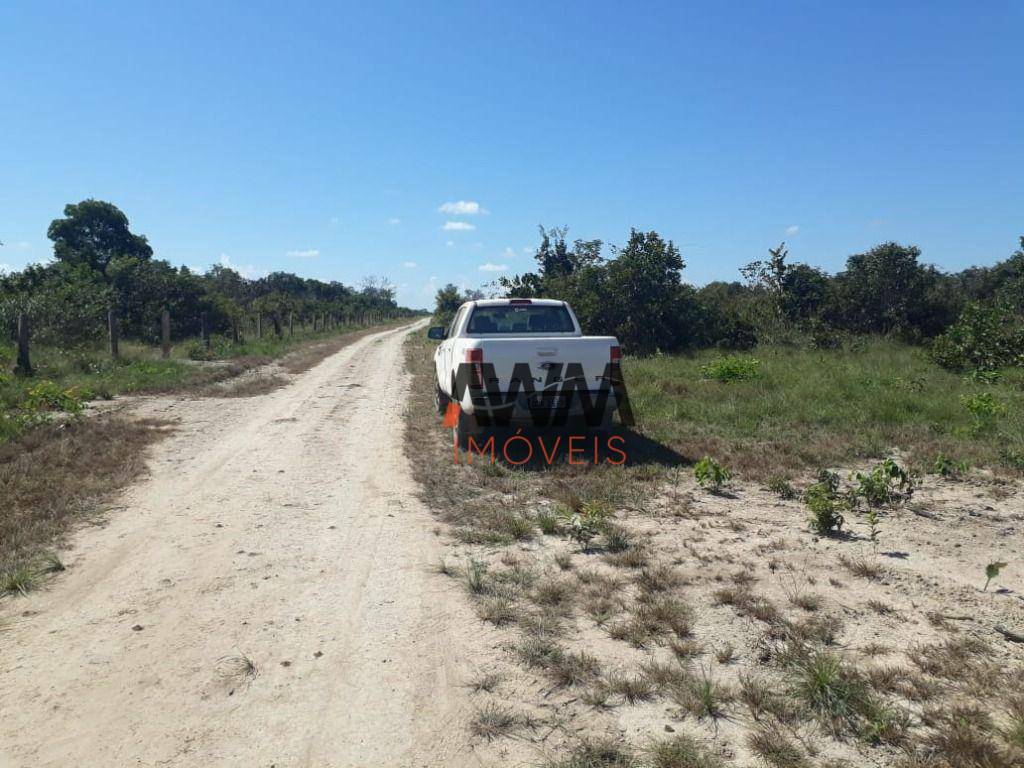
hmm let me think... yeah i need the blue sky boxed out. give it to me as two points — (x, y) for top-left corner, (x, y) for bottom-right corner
(1, 1), (1021, 309)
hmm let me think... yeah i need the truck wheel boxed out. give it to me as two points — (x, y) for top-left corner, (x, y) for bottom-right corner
(455, 409), (478, 450)
(435, 382), (450, 415)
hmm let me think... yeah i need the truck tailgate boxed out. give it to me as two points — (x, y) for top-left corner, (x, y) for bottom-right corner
(474, 337), (618, 394)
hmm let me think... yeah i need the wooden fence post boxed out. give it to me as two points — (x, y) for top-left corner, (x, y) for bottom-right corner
(14, 312), (32, 376)
(232, 317), (240, 343)
(288, 312), (294, 337)
(201, 312), (210, 348)
(161, 308), (171, 359)
(108, 308), (120, 360)
(256, 314), (262, 339)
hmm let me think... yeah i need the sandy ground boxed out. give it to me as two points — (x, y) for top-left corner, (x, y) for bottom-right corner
(0, 321), (518, 768)
(434, 460), (1024, 766)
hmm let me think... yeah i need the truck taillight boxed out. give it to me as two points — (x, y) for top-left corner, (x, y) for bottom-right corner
(465, 348), (484, 387)
(509, 298), (532, 305)
(610, 345), (622, 363)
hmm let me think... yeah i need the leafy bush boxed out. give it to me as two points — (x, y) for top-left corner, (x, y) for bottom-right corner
(561, 500), (611, 551)
(767, 476), (798, 500)
(806, 470), (845, 535)
(694, 455), (731, 492)
(850, 458), (914, 508)
(930, 300), (1024, 372)
(700, 356), (761, 382)
(961, 392), (1005, 435)
(24, 380), (86, 413)
(960, 392), (1004, 419)
(185, 336), (238, 361)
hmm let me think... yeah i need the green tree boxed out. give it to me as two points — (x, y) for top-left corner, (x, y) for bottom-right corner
(47, 199), (153, 279)
(433, 283), (464, 328)
(603, 229), (685, 355)
(826, 242), (949, 337)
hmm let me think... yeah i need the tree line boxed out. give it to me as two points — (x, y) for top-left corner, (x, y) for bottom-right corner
(434, 226), (1024, 369)
(1, 199), (417, 349)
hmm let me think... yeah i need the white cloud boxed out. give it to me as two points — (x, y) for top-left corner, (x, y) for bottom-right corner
(219, 253), (266, 279)
(388, 217), (401, 225)
(438, 200), (487, 216)
(479, 262), (508, 272)
(0, 263), (10, 274)
(785, 225), (800, 236)
(9, 240), (31, 250)
(329, 216), (340, 226)
(443, 221), (476, 231)
(445, 240), (455, 247)
(402, 260), (417, 268)
(503, 247), (517, 259)
(287, 249), (320, 259)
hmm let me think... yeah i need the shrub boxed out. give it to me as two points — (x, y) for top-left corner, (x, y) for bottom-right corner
(850, 458), (914, 508)
(562, 500), (611, 551)
(24, 380), (86, 413)
(805, 470), (844, 535)
(961, 392), (1004, 419)
(768, 477), (798, 500)
(694, 456), (731, 492)
(699, 355), (760, 382)
(961, 392), (1005, 435)
(930, 299), (1024, 372)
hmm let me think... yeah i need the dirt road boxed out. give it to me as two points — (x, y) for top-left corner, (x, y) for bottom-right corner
(0, 321), (492, 767)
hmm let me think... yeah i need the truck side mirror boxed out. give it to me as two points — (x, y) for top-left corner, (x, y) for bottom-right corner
(427, 326), (446, 340)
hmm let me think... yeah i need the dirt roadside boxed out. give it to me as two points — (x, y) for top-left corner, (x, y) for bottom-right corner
(0, 320), (522, 768)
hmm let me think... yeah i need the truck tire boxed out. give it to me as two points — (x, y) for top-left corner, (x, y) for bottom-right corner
(455, 408), (478, 450)
(435, 381), (450, 415)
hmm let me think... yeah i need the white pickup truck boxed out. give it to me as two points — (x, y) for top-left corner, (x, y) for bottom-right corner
(427, 299), (622, 443)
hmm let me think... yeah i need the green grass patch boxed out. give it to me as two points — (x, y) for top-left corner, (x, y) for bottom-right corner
(625, 339), (1024, 477)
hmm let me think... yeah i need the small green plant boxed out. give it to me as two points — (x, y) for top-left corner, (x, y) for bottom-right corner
(535, 509), (560, 535)
(561, 500), (611, 551)
(983, 561), (1007, 591)
(767, 477), (798, 500)
(961, 392), (1005, 433)
(694, 456), (731, 493)
(969, 369), (1001, 385)
(865, 508), (881, 551)
(932, 453), (969, 478)
(850, 458), (914, 508)
(699, 355), (760, 382)
(805, 470), (845, 535)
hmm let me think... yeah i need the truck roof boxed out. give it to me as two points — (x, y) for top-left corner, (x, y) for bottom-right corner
(463, 298), (565, 308)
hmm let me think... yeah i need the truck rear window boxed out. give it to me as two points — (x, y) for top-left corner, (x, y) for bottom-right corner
(467, 305), (575, 334)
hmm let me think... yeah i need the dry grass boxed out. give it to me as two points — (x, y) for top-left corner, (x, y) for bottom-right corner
(0, 415), (171, 591)
(470, 702), (525, 740)
(646, 732), (723, 768)
(747, 725), (810, 768)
